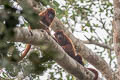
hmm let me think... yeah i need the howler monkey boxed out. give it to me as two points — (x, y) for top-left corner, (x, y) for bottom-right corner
(54, 30), (98, 80)
(54, 30), (84, 66)
(21, 8), (55, 61)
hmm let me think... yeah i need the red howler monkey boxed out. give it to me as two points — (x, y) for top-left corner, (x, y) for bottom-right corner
(54, 30), (98, 80)
(54, 30), (84, 66)
(20, 8), (55, 61)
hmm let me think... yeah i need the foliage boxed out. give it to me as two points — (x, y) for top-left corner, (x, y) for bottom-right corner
(0, 0), (114, 80)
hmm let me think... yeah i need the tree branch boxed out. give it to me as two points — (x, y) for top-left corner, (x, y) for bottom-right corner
(10, 27), (96, 80)
(7, 0), (113, 79)
(82, 40), (114, 50)
(113, 0), (120, 74)
(51, 18), (113, 80)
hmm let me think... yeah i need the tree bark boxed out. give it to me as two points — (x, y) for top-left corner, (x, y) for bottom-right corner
(113, 0), (120, 78)
(51, 18), (113, 80)
(2, 0), (116, 79)
(10, 27), (96, 80)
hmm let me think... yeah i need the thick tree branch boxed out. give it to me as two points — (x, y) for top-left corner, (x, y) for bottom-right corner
(51, 18), (113, 80)
(113, 0), (120, 74)
(7, 0), (113, 79)
(10, 27), (97, 80)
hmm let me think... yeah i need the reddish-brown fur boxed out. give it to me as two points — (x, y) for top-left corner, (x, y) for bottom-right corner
(54, 30), (84, 65)
(87, 68), (98, 80)
(21, 8), (55, 61)
(54, 30), (98, 79)
(39, 8), (55, 30)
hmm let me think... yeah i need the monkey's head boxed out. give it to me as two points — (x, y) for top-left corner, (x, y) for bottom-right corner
(54, 30), (66, 45)
(39, 8), (55, 27)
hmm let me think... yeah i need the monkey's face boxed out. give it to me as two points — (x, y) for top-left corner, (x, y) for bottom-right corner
(47, 9), (55, 21)
(55, 31), (65, 45)
(56, 33), (63, 41)
(46, 9), (55, 26)
(40, 8), (55, 27)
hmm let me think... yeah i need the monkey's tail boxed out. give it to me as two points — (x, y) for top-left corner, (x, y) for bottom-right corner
(20, 26), (31, 61)
(87, 68), (98, 80)
(21, 44), (31, 60)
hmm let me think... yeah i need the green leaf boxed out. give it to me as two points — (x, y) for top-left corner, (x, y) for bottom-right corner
(53, 1), (60, 7)
(86, 22), (91, 27)
(40, 0), (50, 6)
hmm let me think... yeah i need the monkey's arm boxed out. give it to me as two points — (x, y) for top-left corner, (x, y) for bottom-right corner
(20, 26), (31, 61)
(21, 44), (31, 59)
